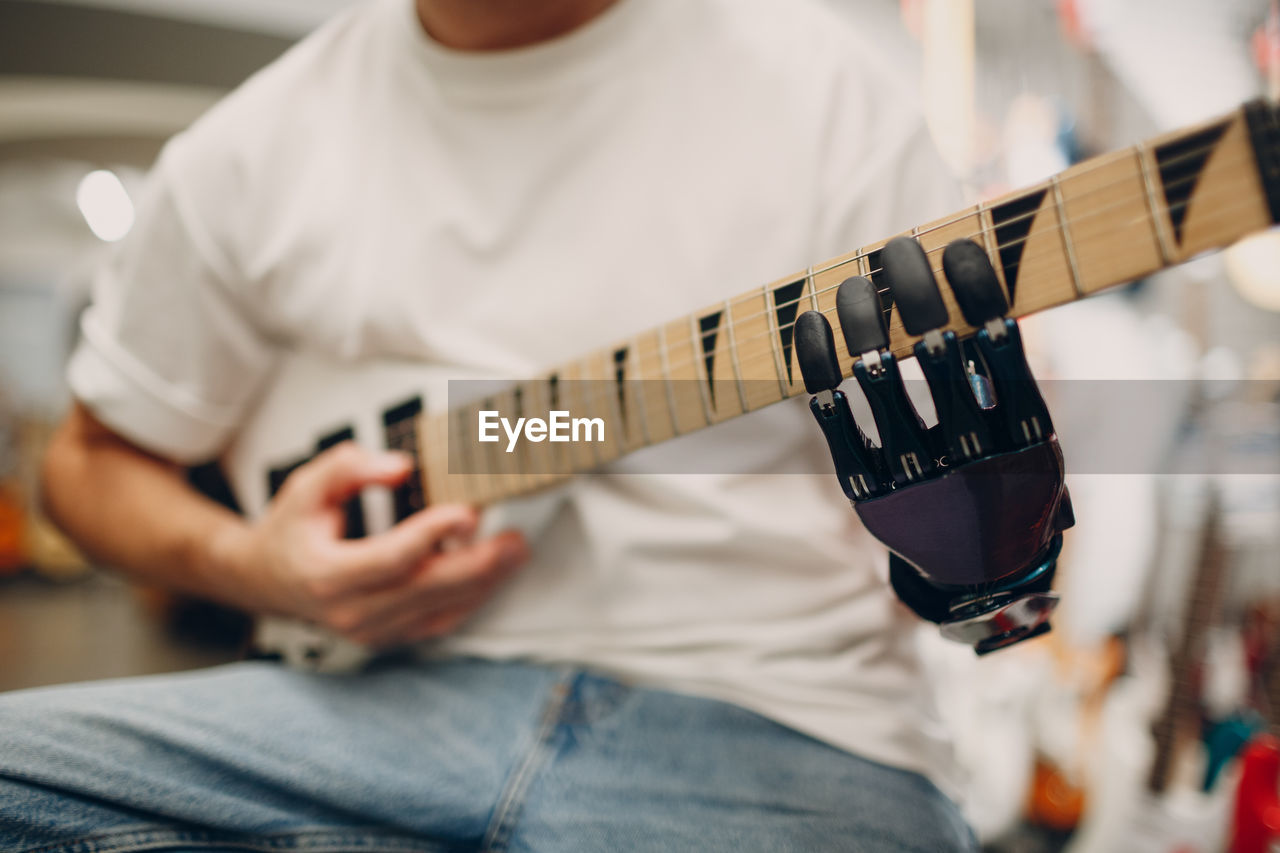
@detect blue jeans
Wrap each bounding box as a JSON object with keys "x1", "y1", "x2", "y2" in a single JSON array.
[{"x1": 0, "y1": 658, "x2": 975, "y2": 852}]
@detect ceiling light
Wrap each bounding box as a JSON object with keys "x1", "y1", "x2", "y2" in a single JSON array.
[{"x1": 76, "y1": 169, "x2": 134, "y2": 242}]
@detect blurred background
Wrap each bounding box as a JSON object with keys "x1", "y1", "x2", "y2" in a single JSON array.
[{"x1": 1, "y1": 0, "x2": 1278, "y2": 850}]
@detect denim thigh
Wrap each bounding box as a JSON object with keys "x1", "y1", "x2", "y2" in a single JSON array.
[
  {"x1": 498, "y1": 672, "x2": 975, "y2": 853},
  {"x1": 0, "y1": 658, "x2": 974, "y2": 852},
  {"x1": 0, "y1": 658, "x2": 556, "y2": 851}
]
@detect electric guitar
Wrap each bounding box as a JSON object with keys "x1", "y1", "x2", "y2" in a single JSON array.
[{"x1": 239, "y1": 99, "x2": 1280, "y2": 669}]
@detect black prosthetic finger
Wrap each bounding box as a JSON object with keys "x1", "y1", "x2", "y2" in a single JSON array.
[
  {"x1": 834, "y1": 277, "x2": 933, "y2": 486},
  {"x1": 880, "y1": 237, "x2": 993, "y2": 464},
  {"x1": 795, "y1": 310, "x2": 843, "y2": 394},
  {"x1": 795, "y1": 311, "x2": 885, "y2": 502},
  {"x1": 942, "y1": 238, "x2": 1007, "y2": 326},
  {"x1": 881, "y1": 237, "x2": 947, "y2": 335},
  {"x1": 938, "y1": 238, "x2": 1055, "y2": 447},
  {"x1": 835, "y1": 275, "x2": 888, "y2": 354}
]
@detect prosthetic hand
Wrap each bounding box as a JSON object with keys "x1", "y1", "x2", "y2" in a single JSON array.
[{"x1": 796, "y1": 237, "x2": 1073, "y2": 654}]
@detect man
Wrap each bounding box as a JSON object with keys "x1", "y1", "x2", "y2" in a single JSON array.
[{"x1": 1, "y1": 0, "x2": 976, "y2": 849}]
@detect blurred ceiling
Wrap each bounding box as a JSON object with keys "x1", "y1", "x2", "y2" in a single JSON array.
[
  {"x1": 0, "y1": 1, "x2": 310, "y2": 165},
  {"x1": 0, "y1": 0, "x2": 1267, "y2": 284},
  {"x1": 30, "y1": 0, "x2": 361, "y2": 38},
  {"x1": 0, "y1": 0, "x2": 354, "y2": 282}
]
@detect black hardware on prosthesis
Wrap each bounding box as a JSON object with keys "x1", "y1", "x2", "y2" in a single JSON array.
[{"x1": 796, "y1": 236, "x2": 1074, "y2": 655}]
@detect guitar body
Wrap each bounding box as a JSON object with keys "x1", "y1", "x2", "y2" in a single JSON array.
[{"x1": 226, "y1": 352, "x2": 565, "y2": 668}]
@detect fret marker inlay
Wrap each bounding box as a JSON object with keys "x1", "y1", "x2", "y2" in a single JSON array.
[
  {"x1": 771, "y1": 279, "x2": 807, "y2": 383},
  {"x1": 990, "y1": 188, "x2": 1048, "y2": 306},
  {"x1": 698, "y1": 312, "x2": 722, "y2": 407},
  {"x1": 613, "y1": 347, "x2": 629, "y2": 437},
  {"x1": 1155, "y1": 120, "x2": 1230, "y2": 245}
]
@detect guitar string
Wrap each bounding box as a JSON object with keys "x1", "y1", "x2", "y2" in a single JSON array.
[
  {"x1": 424, "y1": 151, "x2": 1263, "y2": 482},
  {"x1": 530, "y1": 150, "x2": 1255, "y2": 364},
  {"x1": 821, "y1": 135, "x2": 1255, "y2": 279},
  {"x1": 484, "y1": 168, "x2": 1258, "y2": 422},
  {"x1": 440, "y1": 137, "x2": 1251, "y2": 399},
  {"x1": 435, "y1": 175, "x2": 1254, "y2": 422},
  {"x1": 616, "y1": 175, "x2": 1262, "y2": 376},
  {"x1": 435, "y1": 135, "x2": 1265, "y2": 489},
  {"x1": 435, "y1": 179, "x2": 1264, "y2": 479},
  {"x1": 721, "y1": 151, "x2": 1257, "y2": 329},
  {"x1": 456, "y1": 133, "x2": 1259, "y2": 394}
]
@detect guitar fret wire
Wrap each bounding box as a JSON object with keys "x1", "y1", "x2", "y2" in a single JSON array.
[
  {"x1": 633, "y1": 339, "x2": 670, "y2": 444},
  {"x1": 689, "y1": 314, "x2": 716, "y2": 425},
  {"x1": 764, "y1": 280, "x2": 789, "y2": 398},
  {"x1": 629, "y1": 338, "x2": 653, "y2": 448},
  {"x1": 473, "y1": 399, "x2": 491, "y2": 494},
  {"x1": 976, "y1": 200, "x2": 1003, "y2": 301},
  {"x1": 501, "y1": 389, "x2": 523, "y2": 488},
  {"x1": 724, "y1": 297, "x2": 749, "y2": 413},
  {"x1": 1050, "y1": 174, "x2": 1084, "y2": 298},
  {"x1": 455, "y1": 405, "x2": 478, "y2": 495},
  {"x1": 655, "y1": 324, "x2": 682, "y2": 437},
  {"x1": 1136, "y1": 142, "x2": 1177, "y2": 264}
]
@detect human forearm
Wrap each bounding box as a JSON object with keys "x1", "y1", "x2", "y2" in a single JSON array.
[{"x1": 40, "y1": 402, "x2": 273, "y2": 612}]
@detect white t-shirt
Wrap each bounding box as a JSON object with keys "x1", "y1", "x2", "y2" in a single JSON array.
[{"x1": 69, "y1": 0, "x2": 961, "y2": 785}]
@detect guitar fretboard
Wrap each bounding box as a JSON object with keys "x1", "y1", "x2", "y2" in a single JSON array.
[{"x1": 418, "y1": 100, "x2": 1279, "y2": 507}]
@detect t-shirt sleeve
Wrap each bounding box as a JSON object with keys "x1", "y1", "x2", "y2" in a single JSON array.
[{"x1": 67, "y1": 146, "x2": 278, "y2": 464}]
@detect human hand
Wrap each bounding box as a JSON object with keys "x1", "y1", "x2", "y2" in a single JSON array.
[{"x1": 220, "y1": 442, "x2": 528, "y2": 648}]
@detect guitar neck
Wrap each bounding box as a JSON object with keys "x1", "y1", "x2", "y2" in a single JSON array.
[
  {"x1": 1146, "y1": 492, "x2": 1230, "y2": 794},
  {"x1": 417, "y1": 99, "x2": 1280, "y2": 507}
]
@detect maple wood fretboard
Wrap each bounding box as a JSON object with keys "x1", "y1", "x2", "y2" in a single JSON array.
[{"x1": 416, "y1": 100, "x2": 1280, "y2": 507}]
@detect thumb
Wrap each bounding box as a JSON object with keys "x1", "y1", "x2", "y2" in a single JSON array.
[{"x1": 299, "y1": 442, "x2": 414, "y2": 508}]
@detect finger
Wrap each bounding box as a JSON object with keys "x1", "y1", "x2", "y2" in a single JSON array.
[
  {"x1": 320, "y1": 504, "x2": 481, "y2": 595},
  {"x1": 293, "y1": 442, "x2": 414, "y2": 508},
  {"x1": 360, "y1": 593, "x2": 492, "y2": 648},
  {"x1": 402, "y1": 606, "x2": 481, "y2": 643},
  {"x1": 401, "y1": 531, "x2": 528, "y2": 593},
  {"x1": 337, "y1": 531, "x2": 526, "y2": 628}
]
